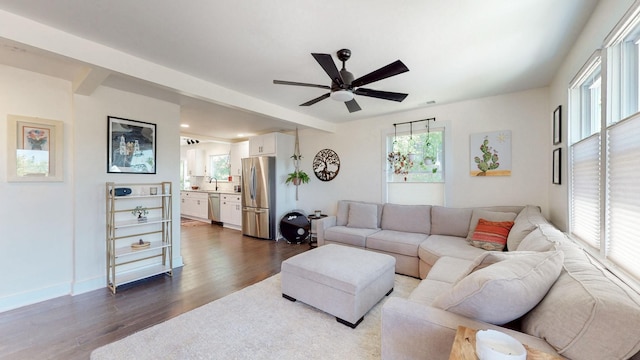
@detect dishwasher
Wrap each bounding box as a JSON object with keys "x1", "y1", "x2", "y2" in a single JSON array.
[{"x1": 208, "y1": 192, "x2": 221, "y2": 222}]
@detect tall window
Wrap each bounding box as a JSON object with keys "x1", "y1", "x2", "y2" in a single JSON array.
[
  {"x1": 569, "y1": 54, "x2": 602, "y2": 250},
  {"x1": 386, "y1": 126, "x2": 444, "y2": 183},
  {"x1": 570, "y1": 4, "x2": 640, "y2": 283}
]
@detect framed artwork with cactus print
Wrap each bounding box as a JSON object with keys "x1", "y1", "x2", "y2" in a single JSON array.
[
  {"x1": 6, "y1": 114, "x2": 64, "y2": 182},
  {"x1": 469, "y1": 130, "x2": 512, "y2": 176}
]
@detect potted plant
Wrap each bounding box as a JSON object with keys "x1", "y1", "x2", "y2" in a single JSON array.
[
  {"x1": 285, "y1": 170, "x2": 310, "y2": 186},
  {"x1": 132, "y1": 206, "x2": 149, "y2": 222}
]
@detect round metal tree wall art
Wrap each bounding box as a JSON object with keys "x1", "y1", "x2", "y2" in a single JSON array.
[{"x1": 313, "y1": 149, "x2": 340, "y2": 181}]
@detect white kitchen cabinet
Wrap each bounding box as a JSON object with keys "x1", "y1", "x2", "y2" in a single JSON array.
[
  {"x1": 249, "y1": 133, "x2": 283, "y2": 156},
  {"x1": 186, "y1": 148, "x2": 206, "y2": 177},
  {"x1": 230, "y1": 141, "x2": 249, "y2": 176},
  {"x1": 106, "y1": 182, "x2": 173, "y2": 294},
  {"x1": 220, "y1": 193, "x2": 242, "y2": 228},
  {"x1": 180, "y1": 191, "x2": 209, "y2": 220}
]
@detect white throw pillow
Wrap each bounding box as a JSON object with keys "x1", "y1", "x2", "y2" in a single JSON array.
[
  {"x1": 346, "y1": 203, "x2": 378, "y2": 229},
  {"x1": 432, "y1": 250, "x2": 564, "y2": 325}
]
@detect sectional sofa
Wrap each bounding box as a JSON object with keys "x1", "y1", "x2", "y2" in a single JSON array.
[{"x1": 315, "y1": 200, "x2": 640, "y2": 360}]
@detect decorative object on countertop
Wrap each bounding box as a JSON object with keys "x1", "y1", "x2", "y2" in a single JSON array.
[
  {"x1": 108, "y1": 116, "x2": 156, "y2": 174},
  {"x1": 312, "y1": 148, "x2": 340, "y2": 181},
  {"x1": 286, "y1": 128, "x2": 310, "y2": 200},
  {"x1": 132, "y1": 205, "x2": 149, "y2": 222},
  {"x1": 191, "y1": 186, "x2": 200, "y2": 190}
]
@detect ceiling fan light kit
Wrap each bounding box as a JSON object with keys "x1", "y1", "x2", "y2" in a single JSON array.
[
  {"x1": 273, "y1": 48, "x2": 409, "y2": 113},
  {"x1": 330, "y1": 89, "x2": 354, "y2": 102}
]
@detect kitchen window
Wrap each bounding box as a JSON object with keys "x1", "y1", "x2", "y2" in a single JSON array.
[{"x1": 209, "y1": 154, "x2": 230, "y2": 181}]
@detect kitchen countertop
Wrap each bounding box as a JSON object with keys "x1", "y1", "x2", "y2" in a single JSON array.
[{"x1": 181, "y1": 189, "x2": 241, "y2": 195}]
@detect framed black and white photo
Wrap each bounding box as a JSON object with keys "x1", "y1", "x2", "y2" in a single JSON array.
[
  {"x1": 553, "y1": 105, "x2": 562, "y2": 145},
  {"x1": 552, "y1": 148, "x2": 561, "y2": 185},
  {"x1": 108, "y1": 116, "x2": 156, "y2": 174}
]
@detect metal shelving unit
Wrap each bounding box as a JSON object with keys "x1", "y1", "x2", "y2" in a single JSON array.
[{"x1": 106, "y1": 182, "x2": 173, "y2": 294}]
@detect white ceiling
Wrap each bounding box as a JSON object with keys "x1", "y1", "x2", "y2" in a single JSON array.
[{"x1": 0, "y1": 0, "x2": 599, "y2": 142}]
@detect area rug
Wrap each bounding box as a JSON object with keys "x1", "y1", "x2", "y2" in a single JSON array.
[{"x1": 90, "y1": 273, "x2": 420, "y2": 360}]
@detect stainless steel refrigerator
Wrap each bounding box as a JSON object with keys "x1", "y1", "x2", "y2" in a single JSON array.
[{"x1": 242, "y1": 156, "x2": 276, "y2": 239}]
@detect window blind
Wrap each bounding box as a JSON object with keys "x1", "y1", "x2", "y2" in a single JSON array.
[
  {"x1": 571, "y1": 134, "x2": 601, "y2": 249},
  {"x1": 607, "y1": 114, "x2": 640, "y2": 278}
]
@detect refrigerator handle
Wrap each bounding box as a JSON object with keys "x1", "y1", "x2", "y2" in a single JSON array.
[{"x1": 250, "y1": 165, "x2": 256, "y2": 200}]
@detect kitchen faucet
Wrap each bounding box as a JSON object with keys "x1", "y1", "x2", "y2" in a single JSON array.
[{"x1": 209, "y1": 176, "x2": 218, "y2": 191}]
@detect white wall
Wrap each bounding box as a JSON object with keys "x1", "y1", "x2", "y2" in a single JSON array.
[
  {"x1": 295, "y1": 87, "x2": 550, "y2": 218},
  {"x1": 73, "y1": 86, "x2": 182, "y2": 294},
  {"x1": 0, "y1": 65, "x2": 183, "y2": 312},
  {"x1": 547, "y1": 0, "x2": 634, "y2": 230},
  {"x1": 0, "y1": 65, "x2": 74, "y2": 311}
]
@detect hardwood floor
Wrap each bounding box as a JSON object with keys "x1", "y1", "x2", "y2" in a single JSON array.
[{"x1": 0, "y1": 222, "x2": 310, "y2": 360}]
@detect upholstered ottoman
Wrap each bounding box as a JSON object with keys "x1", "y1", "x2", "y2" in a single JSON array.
[{"x1": 281, "y1": 244, "x2": 396, "y2": 328}]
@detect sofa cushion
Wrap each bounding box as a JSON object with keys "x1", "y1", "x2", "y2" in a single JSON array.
[
  {"x1": 425, "y1": 256, "x2": 477, "y2": 285},
  {"x1": 346, "y1": 202, "x2": 379, "y2": 229},
  {"x1": 522, "y1": 242, "x2": 640, "y2": 360},
  {"x1": 407, "y1": 278, "x2": 453, "y2": 305},
  {"x1": 466, "y1": 209, "x2": 517, "y2": 239},
  {"x1": 418, "y1": 235, "x2": 487, "y2": 268},
  {"x1": 507, "y1": 205, "x2": 546, "y2": 251},
  {"x1": 366, "y1": 230, "x2": 428, "y2": 257},
  {"x1": 324, "y1": 226, "x2": 380, "y2": 248},
  {"x1": 468, "y1": 219, "x2": 515, "y2": 251},
  {"x1": 432, "y1": 250, "x2": 564, "y2": 325},
  {"x1": 430, "y1": 206, "x2": 472, "y2": 237},
  {"x1": 516, "y1": 224, "x2": 565, "y2": 252},
  {"x1": 336, "y1": 200, "x2": 383, "y2": 227},
  {"x1": 381, "y1": 203, "x2": 431, "y2": 234}
]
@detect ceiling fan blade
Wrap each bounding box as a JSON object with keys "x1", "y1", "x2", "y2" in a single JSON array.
[
  {"x1": 345, "y1": 99, "x2": 362, "y2": 113},
  {"x1": 354, "y1": 88, "x2": 408, "y2": 102},
  {"x1": 311, "y1": 53, "x2": 344, "y2": 86},
  {"x1": 300, "y1": 93, "x2": 330, "y2": 106},
  {"x1": 351, "y1": 60, "x2": 409, "y2": 88},
  {"x1": 273, "y1": 80, "x2": 331, "y2": 89}
]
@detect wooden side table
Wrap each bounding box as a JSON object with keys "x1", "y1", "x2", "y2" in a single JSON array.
[
  {"x1": 307, "y1": 214, "x2": 327, "y2": 248},
  {"x1": 449, "y1": 326, "x2": 562, "y2": 360}
]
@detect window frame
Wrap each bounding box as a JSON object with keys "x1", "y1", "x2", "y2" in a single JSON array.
[
  {"x1": 208, "y1": 154, "x2": 231, "y2": 181},
  {"x1": 385, "y1": 126, "x2": 445, "y2": 183},
  {"x1": 568, "y1": 2, "x2": 640, "y2": 290}
]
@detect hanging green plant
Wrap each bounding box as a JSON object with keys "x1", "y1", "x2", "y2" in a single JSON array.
[{"x1": 285, "y1": 170, "x2": 310, "y2": 185}]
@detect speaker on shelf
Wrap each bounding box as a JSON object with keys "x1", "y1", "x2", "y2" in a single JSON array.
[{"x1": 111, "y1": 187, "x2": 132, "y2": 196}]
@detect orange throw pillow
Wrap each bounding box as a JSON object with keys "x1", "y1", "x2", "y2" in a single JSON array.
[{"x1": 469, "y1": 218, "x2": 515, "y2": 251}]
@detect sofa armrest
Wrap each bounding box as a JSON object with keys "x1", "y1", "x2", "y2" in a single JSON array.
[
  {"x1": 381, "y1": 297, "x2": 562, "y2": 360},
  {"x1": 316, "y1": 216, "x2": 336, "y2": 246}
]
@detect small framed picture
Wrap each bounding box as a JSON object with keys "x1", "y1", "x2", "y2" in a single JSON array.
[
  {"x1": 553, "y1": 105, "x2": 562, "y2": 145},
  {"x1": 7, "y1": 115, "x2": 64, "y2": 182},
  {"x1": 552, "y1": 148, "x2": 561, "y2": 185}
]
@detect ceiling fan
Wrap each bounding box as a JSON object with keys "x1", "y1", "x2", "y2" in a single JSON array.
[{"x1": 273, "y1": 48, "x2": 409, "y2": 113}]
